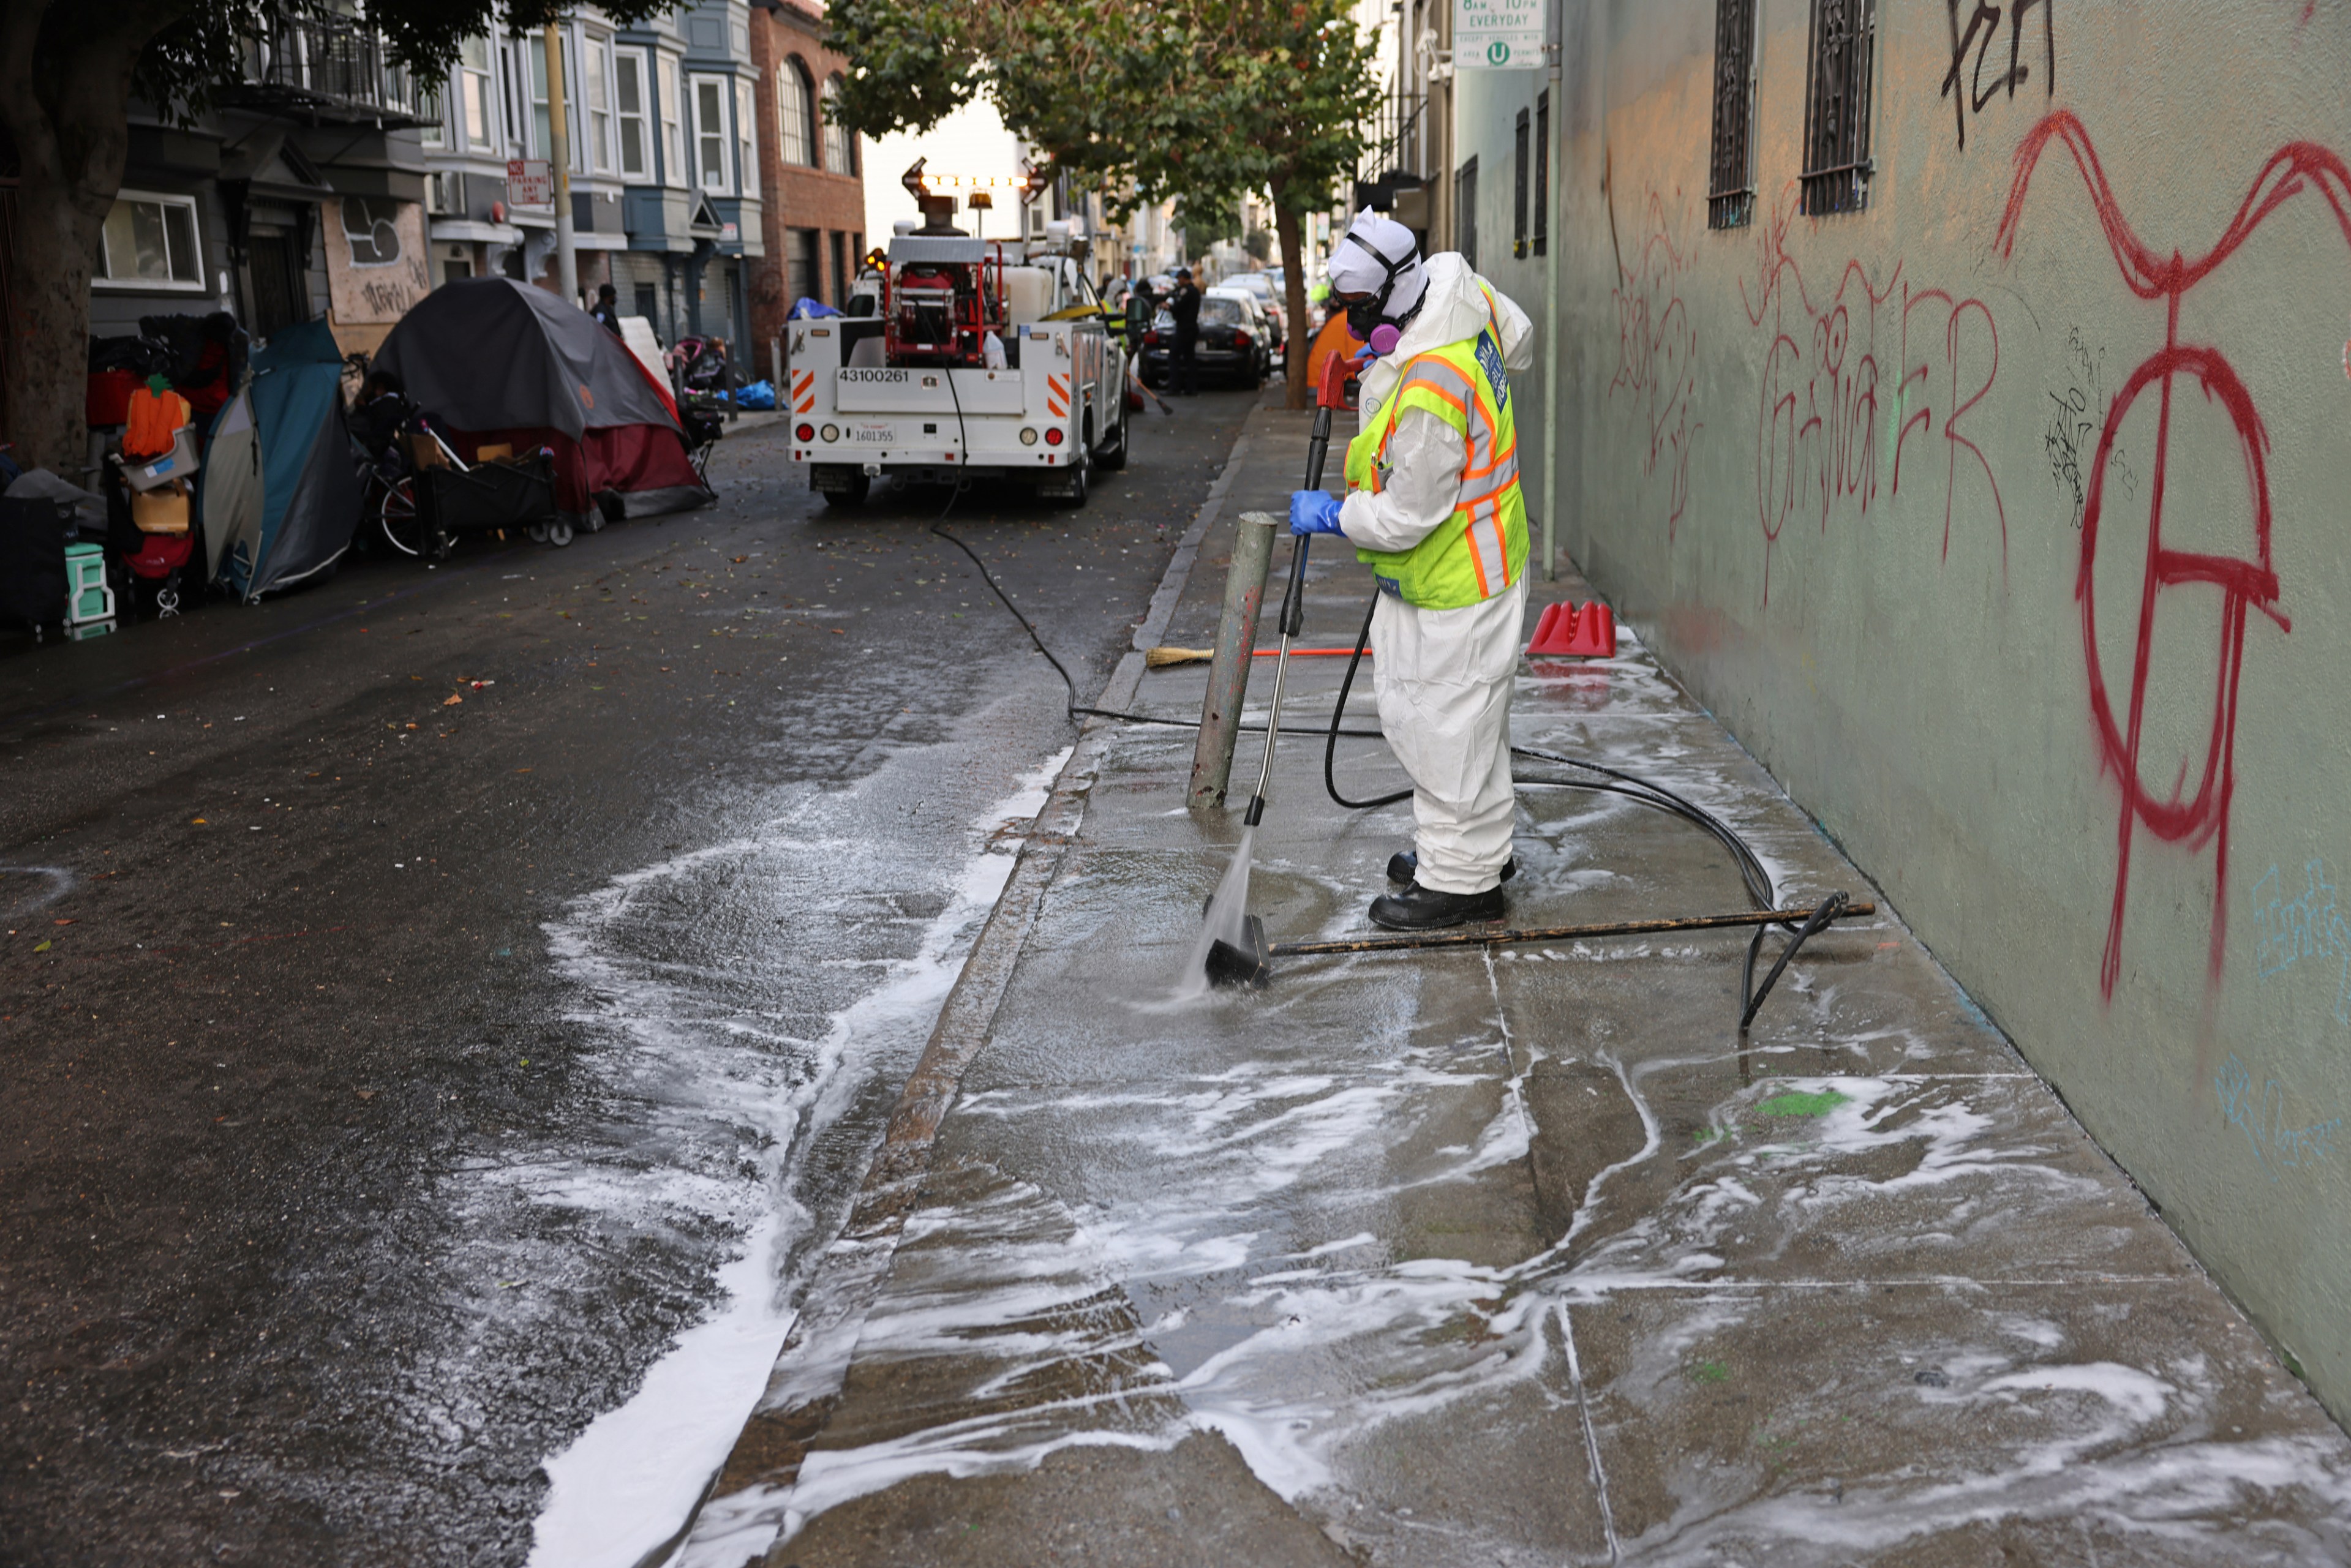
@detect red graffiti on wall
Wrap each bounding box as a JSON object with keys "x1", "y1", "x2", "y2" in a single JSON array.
[
  {"x1": 1742, "y1": 192, "x2": 2006, "y2": 604},
  {"x1": 1996, "y1": 111, "x2": 2351, "y2": 999},
  {"x1": 1608, "y1": 196, "x2": 1702, "y2": 539}
]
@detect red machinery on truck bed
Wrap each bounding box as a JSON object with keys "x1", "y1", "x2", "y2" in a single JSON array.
[{"x1": 884, "y1": 240, "x2": 1008, "y2": 367}]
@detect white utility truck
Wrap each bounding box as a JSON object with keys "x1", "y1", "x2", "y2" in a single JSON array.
[{"x1": 783, "y1": 234, "x2": 1129, "y2": 508}]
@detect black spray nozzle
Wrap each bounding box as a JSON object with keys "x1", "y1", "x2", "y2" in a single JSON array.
[{"x1": 1204, "y1": 913, "x2": 1271, "y2": 989}]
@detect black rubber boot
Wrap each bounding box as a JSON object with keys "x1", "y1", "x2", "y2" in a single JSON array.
[
  {"x1": 1368, "y1": 882, "x2": 1507, "y2": 931},
  {"x1": 1386, "y1": 850, "x2": 1515, "y2": 886}
]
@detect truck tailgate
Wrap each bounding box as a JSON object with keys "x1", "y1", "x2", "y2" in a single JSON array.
[{"x1": 833, "y1": 368, "x2": 1026, "y2": 415}]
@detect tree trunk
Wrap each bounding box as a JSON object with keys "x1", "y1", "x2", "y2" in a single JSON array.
[
  {"x1": 1, "y1": 9, "x2": 174, "y2": 473},
  {"x1": 1270, "y1": 186, "x2": 1312, "y2": 411}
]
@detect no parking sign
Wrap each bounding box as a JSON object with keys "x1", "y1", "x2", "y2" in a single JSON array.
[{"x1": 1454, "y1": 0, "x2": 1546, "y2": 69}]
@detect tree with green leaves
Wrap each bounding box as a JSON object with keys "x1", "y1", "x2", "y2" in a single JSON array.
[
  {"x1": 0, "y1": 0, "x2": 669, "y2": 472},
  {"x1": 828, "y1": 0, "x2": 1379, "y2": 407}
]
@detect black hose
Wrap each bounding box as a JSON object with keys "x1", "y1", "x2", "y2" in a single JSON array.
[
  {"x1": 1324, "y1": 592, "x2": 1414, "y2": 811},
  {"x1": 1740, "y1": 891, "x2": 1849, "y2": 1030},
  {"x1": 1314, "y1": 591, "x2": 1780, "y2": 918}
]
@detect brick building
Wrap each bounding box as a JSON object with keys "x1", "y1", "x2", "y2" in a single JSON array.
[{"x1": 746, "y1": 0, "x2": 867, "y2": 359}]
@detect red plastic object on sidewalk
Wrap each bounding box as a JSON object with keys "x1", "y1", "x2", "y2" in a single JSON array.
[{"x1": 1525, "y1": 600, "x2": 1617, "y2": 658}]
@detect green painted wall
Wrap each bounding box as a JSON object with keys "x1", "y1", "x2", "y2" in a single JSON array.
[{"x1": 1461, "y1": 1, "x2": 2351, "y2": 1419}]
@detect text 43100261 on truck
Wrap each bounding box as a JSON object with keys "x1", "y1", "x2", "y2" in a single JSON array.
[{"x1": 786, "y1": 235, "x2": 1129, "y2": 508}]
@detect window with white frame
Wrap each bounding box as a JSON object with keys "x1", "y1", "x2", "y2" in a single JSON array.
[
  {"x1": 500, "y1": 39, "x2": 527, "y2": 150},
  {"x1": 735, "y1": 77, "x2": 758, "y2": 200},
  {"x1": 615, "y1": 48, "x2": 649, "y2": 179},
  {"x1": 660, "y1": 57, "x2": 686, "y2": 188},
  {"x1": 419, "y1": 78, "x2": 446, "y2": 147},
  {"x1": 777, "y1": 58, "x2": 813, "y2": 167},
  {"x1": 692, "y1": 75, "x2": 729, "y2": 193},
  {"x1": 529, "y1": 45, "x2": 552, "y2": 164},
  {"x1": 584, "y1": 37, "x2": 614, "y2": 173},
  {"x1": 461, "y1": 37, "x2": 494, "y2": 149},
  {"x1": 822, "y1": 74, "x2": 854, "y2": 176},
  {"x1": 96, "y1": 190, "x2": 205, "y2": 289}
]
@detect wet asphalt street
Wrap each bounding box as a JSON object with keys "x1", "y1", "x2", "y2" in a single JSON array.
[{"x1": 0, "y1": 388, "x2": 1255, "y2": 1567}]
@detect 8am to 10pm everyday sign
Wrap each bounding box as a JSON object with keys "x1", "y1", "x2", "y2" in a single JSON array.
[{"x1": 1454, "y1": 0, "x2": 1545, "y2": 68}]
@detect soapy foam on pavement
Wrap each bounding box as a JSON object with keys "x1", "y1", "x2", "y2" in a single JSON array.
[{"x1": 521, "y1": 748, "x2": 1069, "y2": 1568}]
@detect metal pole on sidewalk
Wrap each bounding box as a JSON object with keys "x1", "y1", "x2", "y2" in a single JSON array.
[
  {"x1": 1188, "y1": 511, "x2": 1279, "y2": 808},
  {"x1": 543, "y1": 23, "x2": 579, "y2": 306},
  {"x1": 1541, "y1": 29, "x2": 1563, "y2": 581}
]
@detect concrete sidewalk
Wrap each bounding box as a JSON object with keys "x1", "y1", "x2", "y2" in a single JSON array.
[{"x1": 682, "y1": 401, "x2": 2351, "y2": 1567}]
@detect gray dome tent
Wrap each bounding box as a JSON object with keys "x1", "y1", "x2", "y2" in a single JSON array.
[{"x1": 371, "y1": 279, "x2": 707, "y2": 524}]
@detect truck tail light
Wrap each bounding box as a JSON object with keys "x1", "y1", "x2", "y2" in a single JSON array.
[
  {"x1": 796, "y1": 422, "x2": 816, "y2": 441},
  {"x1": 1044, "y1": 427, "x2": 1065, "y2": 446},
  {"x1": 1019, "y1": 427, "x2": 1039, "y2": 446},
  {"x1": 820, "y1": 424, "x2": 839, "y2": 442}
]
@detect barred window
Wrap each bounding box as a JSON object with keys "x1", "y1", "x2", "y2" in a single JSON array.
[
  {"x1": 1513, "y1": 107, "x2": 1530, "y2": 258},
  {"x1": 1800, "y1": 0, "x2": 1877, "y2": 216},
  {"x1": 1455, "y1": 156, "x2": 1478, "y2": 271},
  {"x1": 1534, "y1": 90, "x2": 1549, "y2": 256},
  {"x1": 1708, "y1": 0, "x2": 1758, "y2": 228}
]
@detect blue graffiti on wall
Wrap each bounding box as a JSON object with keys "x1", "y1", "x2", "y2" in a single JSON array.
[
  {"x1": 2251, "y1": 860, "x2": 2351, "y2": 1024},
  {"x1": 2216, "y1": 1054, "x2": 2341, "y2": 1180}
]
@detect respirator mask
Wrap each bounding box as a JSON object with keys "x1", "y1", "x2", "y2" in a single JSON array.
[{"x1": 1336, "y1": 231, "x2": 1422, "y2": 357}]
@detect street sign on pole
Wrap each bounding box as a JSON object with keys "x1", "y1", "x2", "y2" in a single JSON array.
[
  {"x1": 506, "y1": 159, "x2": 554, "y2": 207},
  {"x1": 1454, "y1": 0, "x2": 1545, "y2": 69}
]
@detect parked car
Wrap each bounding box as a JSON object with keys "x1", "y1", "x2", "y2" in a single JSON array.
[
  {"x1": 1217, "y1": 271, "x2": 1287, "y2": 350},
  {"x1": 1138, "y1": 291, "x2": 1274, "y2": 389}
]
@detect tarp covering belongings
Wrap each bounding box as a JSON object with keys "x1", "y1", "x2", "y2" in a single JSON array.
[
  {"x1": 372, "y1": 278, "x2": 710, "y2": 525},
  {"x1": 214, "y1": 318, "x2": 359, "y2": 601}
]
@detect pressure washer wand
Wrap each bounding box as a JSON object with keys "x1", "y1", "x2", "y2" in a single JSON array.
[{"x1": 1241, "y1": 355, "x2": 1353, "y2": 829}]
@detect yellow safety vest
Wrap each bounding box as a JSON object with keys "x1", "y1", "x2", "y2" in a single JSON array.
[{"x1": 1341, "y1": 313, "x2": 1527, "y2": 610}]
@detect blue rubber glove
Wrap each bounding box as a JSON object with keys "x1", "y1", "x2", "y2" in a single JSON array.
[{"x1": 1289, "y1": 490, "x2": 1344, "y2": 537}]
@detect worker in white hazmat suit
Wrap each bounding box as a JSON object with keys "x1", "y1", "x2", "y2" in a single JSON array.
[{"x1": 1289, "y1": 211, "x2": 1535, "y2": 929}]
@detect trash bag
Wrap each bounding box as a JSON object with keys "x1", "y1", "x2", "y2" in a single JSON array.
[
  {"x1": 735, "y1": 379, "x2": 777, "y2": 410},
  {"x1": 138, "y1": 312, "x2": 247, "y2": 422},
  {"x1": 788, "y1": 297, "x2": 843, "y2": 320},
  {"x1": 5, "y1": 468, "x2": 108, "y2": 537}
]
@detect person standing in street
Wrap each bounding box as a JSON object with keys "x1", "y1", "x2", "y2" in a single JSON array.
[
  {"x1": 590, "y1": 282, "x2": 624, "y2": 336},
  {"x1": 1287, "y1": 211, "x2": 1535, "y2": 930},
  {"x1": 1168, "y1": 268, "x2": 1202, "y2": 396}
]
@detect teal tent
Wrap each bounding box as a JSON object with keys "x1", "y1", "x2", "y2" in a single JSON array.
[{"x1": 219, "y1": 318, "x2": 359, "y2": 600}]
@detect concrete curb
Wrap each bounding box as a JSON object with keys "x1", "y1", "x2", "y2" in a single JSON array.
[{"x1": 670, "y1": 419, "x2": 1255, "y2": 1565}]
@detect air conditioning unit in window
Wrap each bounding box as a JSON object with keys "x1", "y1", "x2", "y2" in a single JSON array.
[{"x1": 426, "y1": 171, "x2": 461, "y2": 216}]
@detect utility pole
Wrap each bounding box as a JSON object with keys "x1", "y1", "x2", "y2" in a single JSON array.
[
  {"x1": 543, "y1": 23, "x2": 578, "y2": 306},
  {"x1": 1541, "y1": 24, "x2": 1563, "y2": 580}
]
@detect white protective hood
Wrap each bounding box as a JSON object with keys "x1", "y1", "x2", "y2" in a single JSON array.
[{"x1": 1355, "y1": 252, "x2": 1535, "y2": 432}]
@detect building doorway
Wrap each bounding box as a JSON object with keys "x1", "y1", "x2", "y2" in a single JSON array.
[{"x1": 248, "y1": 227, "x2": 310, "y2": 337}]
